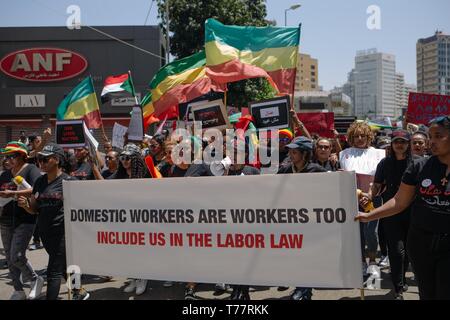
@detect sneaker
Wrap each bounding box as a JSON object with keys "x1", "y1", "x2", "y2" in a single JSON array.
[
  {"x1": 393, "y1": 292, "x2": 404, "y2": 300},
  {"x1": 291, "y1": 288, "x2": 312, "y2": 301},
  {"x1": 28, "y1": 276, "x2": 44, "y2": 300},
  {"x1": 123, "y1": 279, "x2": 137, "y2": 293},
  {"x1": 185, "y1": 287, "x2": 197, "y2": 300},
  {"x1": 367, "y1": 262, "x2": 381, "y2": 279},
  {"x1": 135, "y1": 279, "x2": 148, "y2": 296},
  {"x1": 10, "y1": 290, "x2": 27, "y2": 300},
  {"x1": 214, "y1": 283, "x2": 228, "y2": 294},
  {"x1": 402, "y1": 283, "x2": 409, "y2": 293},
  {"x1": 29, "y1": 242, "x2": 43, "y2": 251},
  {"x1": 72, "y1": 288, "x2": 90, "y2": 300},
  {"x1": 378, "y1": 256, "x2": 390, "y2": 268},
  {"x1": 163, "y1": 281, "x2": 174, "y2": 288}
]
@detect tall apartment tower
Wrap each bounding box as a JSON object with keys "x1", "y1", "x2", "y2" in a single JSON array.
[
  {"x1": 295, "y1": 53, "x2": 319, "y2": 92},
  {"x1": 417, "y1": 31, "x2": 450, "y2": 95}
]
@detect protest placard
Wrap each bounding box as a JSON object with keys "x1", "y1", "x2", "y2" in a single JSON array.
[
  {"x1": 128, "y1": 105, "x2": 144, "y2": 142},
  {"x1": 297, "y1": 112, "x2": 335, "y2": 138},
  {"x1": 250, "y1": 96, "x2": 290, "y2": 130},
  {"x1": 191, "y1": 99, "x2": 231, "y2": 130},
  {"x1": 112, "y1": 123, "x2": 128, "y2": 149},
  {"x1": 64, "y1": 172, "x2": 362, "y2": 288},
  {"x1": 406, "y1": 92, "x2": 450, "y2": 125},
  {"x1": 55, "y1": 120, "x2": 86, "y2": 148}
]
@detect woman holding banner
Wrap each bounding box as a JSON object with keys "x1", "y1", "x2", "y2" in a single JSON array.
[
  {"x1": 16, "y1": 143, "x2": 90, "y2": 300},
  {"x1": 356, "y1": 116, "x2": 450, "y2": 300}
]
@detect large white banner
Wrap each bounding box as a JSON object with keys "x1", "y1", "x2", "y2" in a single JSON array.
[{"x1": 64, "y1": 172, "x2": 363, "y2": 288}]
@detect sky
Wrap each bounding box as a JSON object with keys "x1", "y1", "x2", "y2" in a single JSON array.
[{"x1": 1, "y1": 0, "x2": 449, "y2": 90}]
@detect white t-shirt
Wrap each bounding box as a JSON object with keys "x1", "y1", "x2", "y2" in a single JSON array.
[{"x1": 339, "y1": 147, "x2": 385, "y2": 176}]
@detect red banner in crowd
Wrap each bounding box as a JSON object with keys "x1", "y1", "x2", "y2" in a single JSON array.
[
  {"x1": 297, "y1": 112, "x2": 335, "y2": 138},
  {"x1": 406, "y1": 92, "x2": 450, "y2": 125}
]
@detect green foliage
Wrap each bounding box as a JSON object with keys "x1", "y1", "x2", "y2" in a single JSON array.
[{"x1": 157, "y1": 0, "x2": 276, "y2": 107}]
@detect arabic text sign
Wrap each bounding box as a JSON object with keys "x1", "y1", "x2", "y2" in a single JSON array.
[
  {"x1": 55, "y1": 120, "x2": 86, "y2": 148},
  {"x1": 406, "y1": 92, "x2": 450, "y2": 125},
  {"x1": 297, "y1": 112, "x2": 335, "y2": 138},
  {"x1": 64, "y1": 172, "x2": 363, "y2": 288},
  {"x1": 250, "y1": 96, "x2": 290, "y2": 130}
]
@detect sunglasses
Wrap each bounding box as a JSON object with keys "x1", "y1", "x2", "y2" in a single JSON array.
[
  {"x1": 37, "y1": 156, "x2": 53, "y2": 164},
  {"x1": 4, "y1": 154, "x2": 20, "y2": 160},
  {"x1": 279, "y1": 138, "x2": 291, "y2": 143},
  {"x1": 429, "y1": 115, "x2": 450, "y2": 125},
  {"x1": 119, "y1": 155, "x2": 131, "y2": 162},
  {"x1": 412, "y1": 141, "x2": 425, "y2": 146}
]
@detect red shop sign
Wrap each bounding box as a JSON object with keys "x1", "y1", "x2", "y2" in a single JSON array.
[{"x1": 0, "y1": 47, "x2": 88, "y2": 82}]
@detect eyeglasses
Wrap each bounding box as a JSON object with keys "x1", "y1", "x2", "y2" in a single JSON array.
[
  {"x1": 37, "y1": 156, "x2": 52, "y2": 164},
  {"x1": 279, "y1": 138, "x2": 291, "y2": 143},
  {"x1": 429, "y1": 115, "x2": 450, "y2": 125},
  {"x1": 119, "y1": 155, "x2": 131, "y2": 162},
  {"x1": 317, "y1": 145, "x2": 331, "y2": 150}
]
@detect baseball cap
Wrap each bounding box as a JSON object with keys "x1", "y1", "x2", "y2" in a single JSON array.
[
  {"x1": 377, "y1": 137, "x2": 391, "y2": 149},
  {"x1": 285, "y1": 136, "x2": 313, "y2": 151},
  {"x1": 391, "y1": 129, "x2": 410, "y2": 142},
  {"x1": 38, "y1": 143, "x2": 65, "y2": 157},
  {"x1": 121, "y1": 143, "x2": 141, "y2": 156}
]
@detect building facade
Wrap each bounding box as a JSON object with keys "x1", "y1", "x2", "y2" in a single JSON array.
[
  {"x1": 351, "y1": 49, "x2": 398, "y2": 118},
  {"x1": 294, "y1": 53, "x2": 319, "y2": 92},
  {"x1": 0, "y1": 26, "x2": 164, "y2": 147},
  {"x1": 417, "y1": 31, "x2": 450, "y2": 95}
]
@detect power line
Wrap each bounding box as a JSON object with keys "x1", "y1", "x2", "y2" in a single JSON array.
[{"x1": 29, "y1": 0, "x2": 164, "y2": 60}]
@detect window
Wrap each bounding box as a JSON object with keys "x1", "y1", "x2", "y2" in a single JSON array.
[
  {"x1": 311, "y1": 72, "x2": 316, "y2": 76},
  {"x1": 311, "y1": 65, "x2": 316, "y2": 70}
]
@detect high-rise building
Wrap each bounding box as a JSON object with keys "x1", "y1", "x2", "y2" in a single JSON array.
[
  {"x1": 294, "y1": 53, "x2": 319, "y2": 92},
  {"x1": 351, "y1": 49, "x2": 397, "y2": 118},
  {"x1": 417, "y1": 31, "x2": 450, "y2": 95}
]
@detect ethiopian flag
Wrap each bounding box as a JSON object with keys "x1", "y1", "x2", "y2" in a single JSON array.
[
  {"x1": 56, "y1": 76, "x2": 102, "y2": 129},
  {"x1": 141, "y1": 91, "x2": 178, "y2": 131},
  {"x1": 205, "y1": 18, "x2": 300, "y2": 95},
  {"x1": 149, "y1": 50, "x2": 225, "y2": 114}
]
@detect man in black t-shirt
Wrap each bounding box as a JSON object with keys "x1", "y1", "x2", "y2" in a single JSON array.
[{"x1": 70, "y1": 147, "x2": 95, "y2": 180}]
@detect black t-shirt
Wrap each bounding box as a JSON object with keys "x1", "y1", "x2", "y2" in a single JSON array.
[
  {"x1": 162, "y1": 165, "x2": 189, "y2": 178},
  {"x1": 374, "y1": 157, "x2": 408, "y2": 202},
  {"x1": 402, "y1": 156, "x2": 450, "y2": 233},
  {"x1": 101, "y1": 169, "x2": 115, "y2": 179},
  {"x1": 227, "y1": 166, "x2": 260, "y2": 176},
  {"x1": 184, "y1": 163, "x2": 213, "y2": 177},
  {"x1": 70, "y1": 161, "x2": 94, "y2": 180},
  {"x1": 312, "y1": 159, "x2": 339, "y2": 172},
  {"x1": 0, "y1": 164, "x2": 42, "y2": 228},
  {"x1": 277, "y1": 162, "x2": 327, "y2": 174},
  {"x1": 33, "y1": 173, "x2": 74, "y2": 233}
]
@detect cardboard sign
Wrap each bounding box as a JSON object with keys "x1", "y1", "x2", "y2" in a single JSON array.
[
  {"x1": 56, "y1": 120, "x2": 86, "y2": 148},
  {"x1": 249, "y1": 96, "x2": 290, "y2": 130},
  {"x1": 112, "y1": 123, "x2": 128, "y2": 149},
  {"x1": 406, "y1": 92, "x2": 450, "y2": 125},
  {"x1": 191, "y1": 99, "x2": 231, "y2": 130},
  {"x1": 297, "y1": 112, "x2": 335, "y2": 138}
]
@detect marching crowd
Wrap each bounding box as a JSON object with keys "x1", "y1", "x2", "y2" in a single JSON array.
[{"x1": 0, "y1": 111, "x2": 449, "y2": 301}]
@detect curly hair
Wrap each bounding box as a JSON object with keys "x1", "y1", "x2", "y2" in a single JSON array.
[{"x1": 347, "y1": 122, "x2": 374, "y2": 148}]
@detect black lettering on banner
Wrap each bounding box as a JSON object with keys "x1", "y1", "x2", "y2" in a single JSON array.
[
  {"x1": 314, "y1": 208, "x2": 323, "y2": 223},
  {"x1": 335, "y1": 208, "x2": 346, "y2": 223},
  {"x1": 323, "y1": 208, "x2": 334, "y2": 223},
  {"x1": 298, "y1": 208, "x2": 309, "y2": 223}
]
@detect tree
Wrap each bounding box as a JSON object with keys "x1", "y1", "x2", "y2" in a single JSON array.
[{"x1": 157, "y1": 0, "x2": 276, "y2": 108}]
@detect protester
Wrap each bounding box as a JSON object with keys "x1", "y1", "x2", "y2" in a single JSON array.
[
  {"x1": 356, "y1": 116, "x2": 450, "y2": 300},
  {"x1": 312, "y1": 137, "x2": 339, "y2": 171},
  {"x1": 149, "y1": 134, "x2": 166, "y2": 166},
  {"x1": 70, "y1": 147, "x2": 95, "y2": 180},
  {"x1": 101, "y1": 151, "x2": 119, "y2": 179},
  {"x1": 0, "y1": 141, "x2": 44, "y2": 299},
  {"x1": 278, "y1": 129, "x2": 294, "y2": 165},
  {"x1": 411, "y1": 131, "x2": 429, "y2": 158},
  {"x1": 278, "y1": 136, "x2": 326, "y2": 300},
  {"x1": 341, "y1": 121, "x2": 384, "y2": 277},
  {"x1": 363, "y1": 130, "x2": 419, "y2": 299},
  {"x1": 16, "y1": 143, "x2": 90, "y2": 300}
]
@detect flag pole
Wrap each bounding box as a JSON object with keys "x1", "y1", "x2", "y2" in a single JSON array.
[
  {"x1": 289, "y1": 24, "x2": 301, "y2": 135},
  {"x1": 128, "y1": 70, "x2": 140, "y2": 106}
]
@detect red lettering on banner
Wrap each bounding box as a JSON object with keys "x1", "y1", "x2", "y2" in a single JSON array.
[
  {"x1": 270, "y1": 234, "x2": 303, "y2": 249},
  {"x1": 407, "y1": 92, "x2": 450, "y2": 125},
  {"x1": 216, "y1": 233, "x2": 265, "y2": 248},
  {"x1": 97, "y1": 231, "x2": 145, "y2": 246}
]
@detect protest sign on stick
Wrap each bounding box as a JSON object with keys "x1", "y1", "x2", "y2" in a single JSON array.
[{"x1": 406, "y1": 92, "x2": 450, "y2": 125}]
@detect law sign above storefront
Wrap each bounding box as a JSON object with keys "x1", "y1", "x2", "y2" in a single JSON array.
[{"x1": 0, "y1": 47, "x2": 88, "y2": 82}]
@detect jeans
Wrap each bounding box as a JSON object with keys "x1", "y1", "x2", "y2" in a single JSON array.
[
  {"x1": 361, "y1": 220, "x2": 379, "y2": 255},
  {"x1": 407, "y1": 225, "x2": 450, "y2": 300},
  {"x1": 0, "y1": 223, "x2": 38, "y2": 291},
  {"x1": 40, "y1": 227, "x2": 67, "y2": 300},
  {"x1": 383, "y1": 213, "x2": 410, "y2": 293}
]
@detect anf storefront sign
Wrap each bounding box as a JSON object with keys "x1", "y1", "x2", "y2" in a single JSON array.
[
  {"x1": 0, "y1": 47, "x2": 88, "y2": 82},
  {"x1": 64, "y1": 172, "x2": 363, "y2": 289}
]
